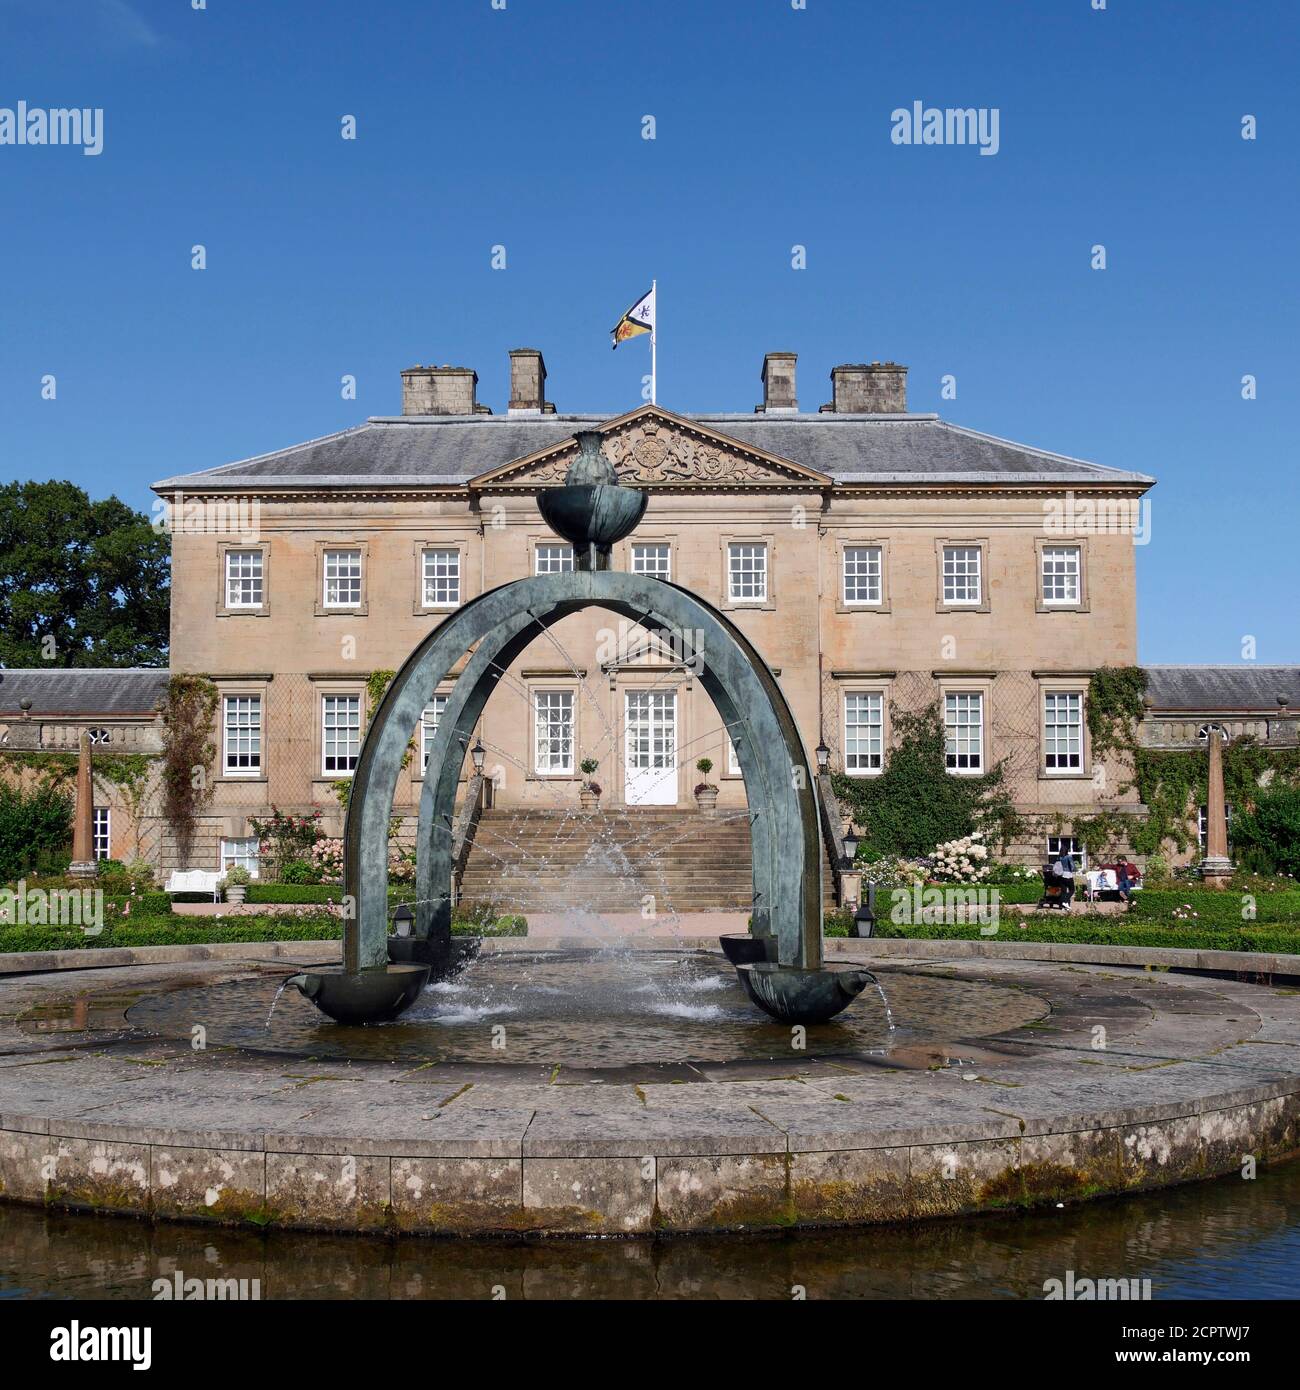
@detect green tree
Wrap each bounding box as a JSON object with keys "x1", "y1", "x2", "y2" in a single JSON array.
[
  {"x1": 1231, "y1": 786, "x2": 1300, "y2": 877},
  {"x1": 0, "y1": 481, "x2": 169, "y2": 667}
]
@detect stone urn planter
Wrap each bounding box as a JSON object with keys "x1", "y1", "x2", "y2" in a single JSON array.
[
  {"x1": 579, "y1": 759, "x2": 601, "y2": 811},
  {"x1": 694, "y1": 758, "x2": 718, "y2": 816},
  {"x1": 222, "y1": 867, "x2": 251, "y2": 905}
]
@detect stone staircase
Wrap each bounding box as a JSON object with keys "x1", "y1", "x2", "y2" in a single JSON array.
[{"x1": 458, "y1": 807, "x2": 839, "y2": 914}]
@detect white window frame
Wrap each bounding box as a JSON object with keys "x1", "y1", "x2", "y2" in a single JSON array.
[
  {"x1": 535, "y1": 544, "x2": 575, "y2": 575},
  {"x1": 843, "y1": 691, "x2": 884, "y2": 775},
  {"x1": 1043, "y1": 691, "x2": 1084, "y2": 773},
  {"x1": 533, "y1": 690, "x2": 575, "y2": 775},
  {"x1": 1197, "y1": 803, "x2": 1234, "y2": 851},
  {"x1": 224, "y1": 549, "x2": 264, "y2": 609},
  {"x1": 942, "y1": 546, "x2": 982, "y2": 606},
  {"x1": 631, "y1": 543, "x2": 671, "y2": 580},
  {"x1": 944, "y1": 692, "x2": 984, "y2": 773},
  {"x1": 222, "y1": 695, "x2": 262, "y2": 777},
  {"x1": 92, "y1": 806, "x2": 111, "y2": 861},
  {"x1": 421, "y1": 548, "x2": 461, "y2": 609},
  {"x1": 322, "y1": 694, "x2": 361, "y2": 776},
  {"x1": 420, "y1": 695, "x2": 450, "y2": 773},
  {"x1": 1046, "y1": 835, "x2": 1087, "y2": 871},
  {"x1": 322, "y1": 549, "x2": 363, "y2": 608},
  {"x1": 842, "y1": 546, "x2": 883, "y2": 607},
  {"x1": 1040, "y1": 545, "x2": 1081, "y2": 606},
  {"x1": 727, "y1": 542, "x2": 768, "y2": 603},
  {"x1": 220, "y1": 837, "x2": 261, "y2": 878}
]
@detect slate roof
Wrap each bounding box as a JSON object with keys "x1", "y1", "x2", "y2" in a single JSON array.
[
  {"x1": 0, "y1": 668, "x2": 169, "y2": 717},
  {"x1": 1143, "y1": 666, "x2": 1300, "y2": 712},
  {"x1": 152, "y1": 413, "x2": 1154, "y2": 492}
]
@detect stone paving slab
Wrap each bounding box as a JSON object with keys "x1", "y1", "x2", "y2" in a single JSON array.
[{"x1": 2, "y1": 944, "x2": 1300, "y2": 1234}]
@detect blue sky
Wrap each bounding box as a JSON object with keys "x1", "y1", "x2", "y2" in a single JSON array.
[{"x1": 1, "y1": 0, "x2": 1296, "y2": 663}]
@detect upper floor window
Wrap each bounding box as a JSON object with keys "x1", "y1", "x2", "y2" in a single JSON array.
[
  {"x1": 1043, "y1": 692, "x2": 1083, "y2": 772},
  {"x1": 1041, "y1": 545, "x2": 1081, "y2": 605},
  {"x1": 222, "y1": 695, "x2": 262, "y2": 776},
  {"x1": 842, "y1": 546, "x2": 882, "y2": 606},
  {"x1": 534, "y1": 690, "x2": 574, "y2": 774},
  {"x1": 727, "y1": 542, "x2": 768, "y2": 602},
  {"x1": 322, "y1": 695, "x2": 361, "y2": 775},
  {"x1": 225, "y1": 549, "x2": 264, "y2": 608},
  {"x1": 422, "y1": 548, "x2": 461, "y2": 608},
  {"x1": 944, "y1": 692, "x2": 984, "y2": 773},
  {"x1": 725, "y1": 734, "x2": 743, "y2": 777},
  {"x1": 92, "y1": 806, "x2": 111, "y2": 861},
  {"x1": 942, "y1": 546, "x2": 981, "y2": 606},
  {"x1": 536, "y1": 544, "x2": 575, "y2": 575},
  {"x1": 632, "y1": 543, "x2": 671, "y2": 580},
  {"x1": 323, "y1": 549, "x2": 362, "y2": 608},
  {"x1": 844, "y1": 692, "x2": 884, "y2": 774},
  {"x1": 420, "y1": 695, "x2": 449, "y2": 772}
]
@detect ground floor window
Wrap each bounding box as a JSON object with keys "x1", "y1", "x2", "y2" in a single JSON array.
[
  {"x1": 1046, "y1": 835, "x2": 1086, "y2": 870},
  {"x1": 92, "y1": 807, "x2": 110, "y2": 861},
  {"x1": 223, "y1": 695, "x2": 262, "y2": 775},
  {"x1": 944, "y1": 692, "x2": 984, "y2": 772},
  {"x1": 1197, "y1": 804, "x2": 1234, "y2": 851},
  {"x1": 420, "y1": 695, "x2": 450, "y2": 772},
  {"x1": 534, "y1": 691, "x2": 574, "y2": 774},
  {"x1": 843, "y1": 692, "x2": 883, "y2": 773},
  {"x1": 1044, "y1": 691, "x2": 1084, "y2": 771},
  {"x1": 322, "y1": 695, "x2": 361, "y2": 775},
  {"x1": 220, "y1": 837, "x2": 260, "y2": 877}
]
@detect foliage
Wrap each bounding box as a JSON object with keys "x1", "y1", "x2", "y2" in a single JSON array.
[
  {"x1": 580, "y1": 758, "x2": 599, "y2": 776},
  {"x1": 1229, "y1": 786, "x2": 1300, "y2": 877},
  {"x1": 1085, "y1": 665, "x2": 1148, "y2": 761},
  {"x1": 158, "y1": 674, "x2": 218, "y2": 863},
  {"x1": 248, "y1": 807, "x2": 323, "y2": 880},
  {"x1": 1127, "y1": 887, "x2": 1300, "y2": 925},
  {"x1": 221, "y1": 864, "x2": 252, "y2": 887},
  {"x1": 0, "y1": 780, "x2": 73, "y2": 879},
  {"x1": 278, "y1": 859, "x2": 319, "y2": 885},
  {"x1": 310, "y1": 838, "x2": 343, "y2": 881},
  {"x1": 832, "y1": 703, "x2": 1017, "y2": 856},
  {"x1": 0, "y1": 480, "x2": 170, "y2": 666}
]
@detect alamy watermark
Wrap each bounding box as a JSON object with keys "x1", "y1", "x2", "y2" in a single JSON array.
[
  {"x1": 1, "y1": 102, "x2": 103, "y2": 157},
  {"x1": 1043, "y1": 490, "x2": 1152, "y2": 546},
  {"x1": 891, "y1": 102, "x2": 1000, "y2": 156},
  {"x1": 152, "y1": 491, "x2": 262, "y2": 543},
  {"x1": 0, "y1": 881, "x2": 103, "y2": 934}
]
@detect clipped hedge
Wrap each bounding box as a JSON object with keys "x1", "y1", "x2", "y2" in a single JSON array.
[
  {"x1": 0, "y1": 911, "x2": 527, "y2": 953},
  {"x1": 1127, "y1": 889, "x2": 1300, "y2": 925},
  {"x1": 823, "y1": 912, "x2": 1300, "y2": 955}
]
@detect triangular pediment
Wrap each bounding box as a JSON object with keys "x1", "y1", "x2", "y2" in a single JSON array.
[{"x1": 470, "y1": 405, "x2": 831, "y2": 490}]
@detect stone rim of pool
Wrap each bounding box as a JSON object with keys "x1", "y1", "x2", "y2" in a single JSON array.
[{"x1": 1, "y1": 939, "x2": 1298, "y2": 1238}]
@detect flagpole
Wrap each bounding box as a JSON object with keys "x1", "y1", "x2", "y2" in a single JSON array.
[{"x1": 650, "y1": 278, "x2": 657, "y2": 405}]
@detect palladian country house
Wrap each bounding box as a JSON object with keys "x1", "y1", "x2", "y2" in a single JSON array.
[{"x1": 2, "y1": 351, "x2": 1296, "y2": 902}]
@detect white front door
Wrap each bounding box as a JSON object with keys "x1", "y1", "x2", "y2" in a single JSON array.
[{"x1": 624, "y1": 691, "x2": 677, "y2": 806}]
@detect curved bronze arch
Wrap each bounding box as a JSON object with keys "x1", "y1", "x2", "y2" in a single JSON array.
[{"x1": 340, "y1": 569, "x2": 822, "y2": 975}]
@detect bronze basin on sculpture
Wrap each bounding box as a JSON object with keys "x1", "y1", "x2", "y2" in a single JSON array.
[{"x1": 290, "y1": 431, "x2": 870, "y2": 1028}]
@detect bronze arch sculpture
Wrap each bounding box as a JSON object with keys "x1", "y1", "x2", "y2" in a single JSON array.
[{"x1": 291, "y1": 434, "x2": 871, "y2": 1026}]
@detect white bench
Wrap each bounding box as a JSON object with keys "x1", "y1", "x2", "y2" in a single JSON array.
[{"x1": 164, "y1": 869, "x2": 224, "y2": 902}]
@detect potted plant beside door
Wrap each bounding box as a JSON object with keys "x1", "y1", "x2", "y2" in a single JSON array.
[
  {"x1": 221, "y1": 864, "x2": 251, "y2": 906},
  {"x1": 579, "y1": 758, "x2": 602, "y2": 811},
  {"x1": 694, "y1": 758, "x2": 719, "y2": 816}
]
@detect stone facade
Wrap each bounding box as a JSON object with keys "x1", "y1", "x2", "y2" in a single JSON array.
[{"x1": 149, "y1": 352, "x2": 1158, "y2": 876}]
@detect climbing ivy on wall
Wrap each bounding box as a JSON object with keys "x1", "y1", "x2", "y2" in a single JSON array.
[
  {"x1": 158, "y1": 674, "x2": 219, "y2": 863},
  {"x1": 1080, "y1": 665, "x2": 1300, "y2": 856}
]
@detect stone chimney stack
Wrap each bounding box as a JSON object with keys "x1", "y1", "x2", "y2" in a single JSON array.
[
  {"x1": 508, "y1": 348, "x2": 549, "y2": 415},
  {"x1": 758, "y1": 352, "x2": 798, "y2": 413},
  {"x1": 826, "y1": 361, "x2": 908, "y2": 414},
  {"x1": 400, "y1": 364, "x2": 480, "y2": 416}
]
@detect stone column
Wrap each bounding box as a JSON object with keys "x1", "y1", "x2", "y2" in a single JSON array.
[
  {"x1": 1200, "y1": 724, "x2": 1232, "y2": 887},
  {"x1": 68, "y1": 730, "x2": 99, "y2": 879}
]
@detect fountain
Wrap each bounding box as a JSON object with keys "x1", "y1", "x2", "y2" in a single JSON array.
[{"x1": 289, "y1": 431, "x2": 873, "y2": 1026}]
